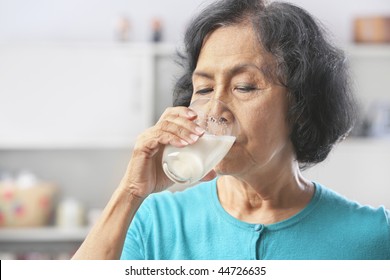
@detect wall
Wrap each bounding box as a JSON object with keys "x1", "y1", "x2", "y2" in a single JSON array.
[
  {"x1": 303, "y1": 139, "x2": 390, "y2": 208},
  {"x1": 1, "y1": 0, "x2": 390, "y2": 44},
  {"x1": 0, "y1": 0, "x2": 207, "y2": 44}
]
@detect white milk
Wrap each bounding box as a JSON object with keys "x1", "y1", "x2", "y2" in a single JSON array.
[{"x1": 162, "y1": 133, "x2": 236, "y2": 184}]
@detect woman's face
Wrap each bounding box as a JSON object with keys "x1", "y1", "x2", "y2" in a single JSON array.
[{"x1": 191, "y1": 23, "x2": 294, "y2": 179}]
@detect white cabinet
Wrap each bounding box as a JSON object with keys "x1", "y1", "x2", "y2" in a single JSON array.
[{"x1": 0, "y1": 43, "x2": 164, "y2": 148}]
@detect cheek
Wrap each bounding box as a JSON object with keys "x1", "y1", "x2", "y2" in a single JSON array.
[
  {"x1": 241, "y1": 105, "x2": 272, "y2": 139},
  {"x1": 244, "y1": 99, "x2": 290, "y2": 150}
]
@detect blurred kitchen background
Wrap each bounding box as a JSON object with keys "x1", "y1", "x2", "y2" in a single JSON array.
[{"x1": 0, "y1": 0, "x2": 389, "y2": 259}]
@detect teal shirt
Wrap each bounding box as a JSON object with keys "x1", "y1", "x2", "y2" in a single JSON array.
[{"x1": 121, "y1": 178, "x2": 390, "y2": 260}]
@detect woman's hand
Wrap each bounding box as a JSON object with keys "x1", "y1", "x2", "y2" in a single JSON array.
[
  {"x1": 119, "y1": 106, "x2": 205, "y2": 198},
  {"x1": 72, "y1": 106, "x2": 206, "y2": 260}
]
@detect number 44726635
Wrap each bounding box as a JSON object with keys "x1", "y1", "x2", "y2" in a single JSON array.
[{"x1": 217, "y1": 266, "x2": 266, "y2": 276}]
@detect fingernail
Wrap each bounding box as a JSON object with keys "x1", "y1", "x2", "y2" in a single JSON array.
[
  {"x1": 190, "y1": 134, "x2": 199, "y2": 142},
  {"x1": 180, "y1": 139, "x2": 189, "y2": 146},
  {"x1": 187, "y1": 110, "x2": 197, "y2": 118},
  {"x1": 195, "y1": 126, "x2": 205, "y2": 135}
]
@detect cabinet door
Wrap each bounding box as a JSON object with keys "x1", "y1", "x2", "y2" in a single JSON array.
[{"x1": 0, "y1": 44, "x2": 154, "y2": 148}]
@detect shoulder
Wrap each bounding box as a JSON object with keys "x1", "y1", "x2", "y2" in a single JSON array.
[
  {"x1": 315, "y1": 182, "x2": 390, "y2": 241},
  {"x1": 314, "y1": 183, "x2": 390, "y2": 258},
  {"x1": 316, "y1": 182, "x2": 388, "y2": 216}
]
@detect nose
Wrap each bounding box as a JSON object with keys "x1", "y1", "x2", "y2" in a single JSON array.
[
  {"x1": 193, "y1": 97, "x2": 239, "y2": 136},
  {"x1": 206, "y1": 99, "x2": 233, "y2": 125}
]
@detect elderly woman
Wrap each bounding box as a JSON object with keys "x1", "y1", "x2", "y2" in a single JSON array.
[{"x1": 73, "y1": 0, "x2": 390, "y2": 260}]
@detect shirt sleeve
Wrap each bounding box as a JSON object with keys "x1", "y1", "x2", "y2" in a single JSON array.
[
  {"x1": 120, "y1": 199, "x2": 152, "y2": 260},
  {"x1": 385, "y1": 208, "x2": 390, "y2": 259}
]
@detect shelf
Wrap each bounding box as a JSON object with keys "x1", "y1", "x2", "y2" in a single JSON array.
[
  {"x1": 344, "y1": 136, "x2": 390, "y2": 144},
  {"x1": 0, "y1": 226, "x2": 90, "y2": 258},
  {"x1": 0, "y1": 226, "x2": 89, "y2": 242},
  {"x1": 344, "y1": 44, "x2": 390, "y2": 57},
  {"x1": 336, "y1": 137, "x2": 390, "y2": 154},
  {"x1": 0, "y1": 41, "x2": 177, "y2": 56}
]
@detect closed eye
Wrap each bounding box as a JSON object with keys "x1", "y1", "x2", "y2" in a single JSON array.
[
  {"x1": 195, "y1": 88, "x2": 213, "y2": 95},
  {"x1": 235, "y1": 85, "x2": 259, "y2": 93}
]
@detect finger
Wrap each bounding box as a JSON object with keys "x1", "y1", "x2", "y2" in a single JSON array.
[
  {"x1": 157, "y1": 109, "x2": 205, "y2": 144},
  {"x1": 134, "y1": 106, "x2": 204, "y2": 157},
  {"x1": 159, "y1": 106, "x2": 198, "y2": 122},
  {"x1": 135, "y1": 128, "x2": 189, "y2": 158},
  {"x1": 157, "y1": 120, "x2": 203, "y2": 145}
]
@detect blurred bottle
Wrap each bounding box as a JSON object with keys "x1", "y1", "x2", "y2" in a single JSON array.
[
  {"x1": 151, "y1": 18, "x2": 163, "y2": 43},
  {"x1": 115, "y1": 15, "x2": 131, "y2": 42},
  {"x1": 56, "y1": 198, "x2": 84, "y2": 228}
]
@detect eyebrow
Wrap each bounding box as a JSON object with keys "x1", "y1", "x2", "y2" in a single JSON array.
[{"x1": 192, "y1": 63, "x2": 264, "y2": 80}]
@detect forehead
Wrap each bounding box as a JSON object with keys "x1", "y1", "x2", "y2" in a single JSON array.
[{"x1": 196, "y1": 23, "x2": 269, "y2": 70}]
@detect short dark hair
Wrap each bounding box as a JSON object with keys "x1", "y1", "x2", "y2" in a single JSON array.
[{"x1": 173, "y1": 0, "x2": 357, "y2": 168}]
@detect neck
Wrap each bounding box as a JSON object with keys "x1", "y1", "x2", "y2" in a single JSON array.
[{"x1": 216, "y1": 162, "x2": 314, "y2": 224}]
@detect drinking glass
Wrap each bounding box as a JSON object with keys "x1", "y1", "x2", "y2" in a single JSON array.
[{"x1": 162, "y1": 98, "x2": 240, "y2": 185}]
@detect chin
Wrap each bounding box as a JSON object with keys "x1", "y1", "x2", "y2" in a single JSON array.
[
  {"x1": 215, "y1": 145, "x2": 245, "y2": 174},
  {"x1": 214, "y1": 159, "x2": 240, "y2": 176}
]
